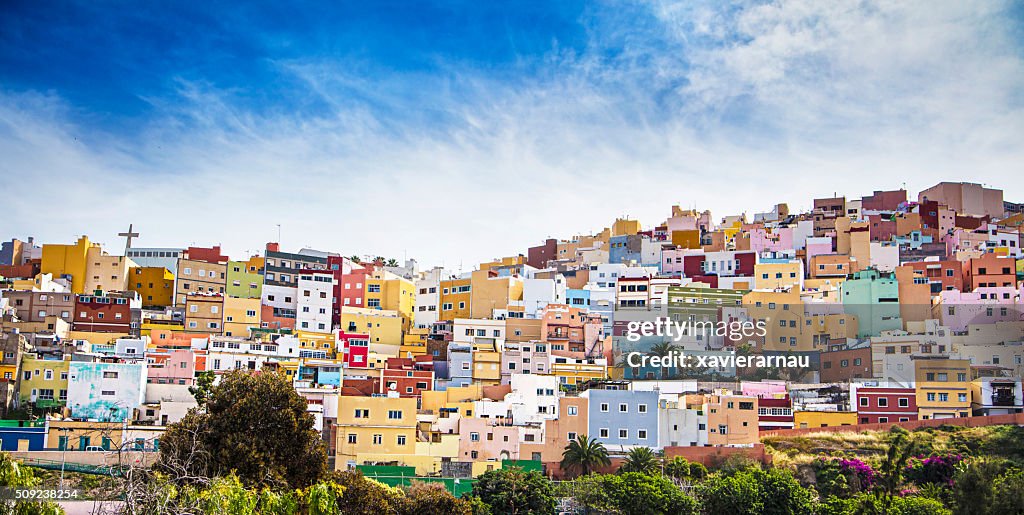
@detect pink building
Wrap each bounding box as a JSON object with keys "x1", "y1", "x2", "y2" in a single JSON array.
[
  {"x1": 147, "y1": 349, "x2": 198, "y2": 386},
  {"x1": 747, "y1": 227, "x2": 795, "y2": 254},
  {"x1": 458, "y1": 418, "x2": 521, "y2": 461},
  {"x1": 937, "y1": 287, "x2": 1023, "y2": 332}
]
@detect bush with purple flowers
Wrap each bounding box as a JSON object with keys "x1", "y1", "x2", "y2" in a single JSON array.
[
  {"x1": 813, "y1": 456, "x2": 877, "y2": 498},
  {"x1": 904, "y1": 453, "x2": 963, "y2": 486}
]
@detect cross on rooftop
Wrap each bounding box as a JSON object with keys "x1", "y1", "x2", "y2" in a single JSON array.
[{"x1": 118, "y1": 224, "x2": 139, "y2": 255}]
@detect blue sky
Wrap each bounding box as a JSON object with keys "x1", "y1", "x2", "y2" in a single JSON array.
[{"x1": 1, "y1": 1, "x2": 1023, "y2": 267}]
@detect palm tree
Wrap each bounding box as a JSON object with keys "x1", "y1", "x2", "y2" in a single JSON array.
[
  {"x1": 349, "y1": 255, "x2": 361, "y2": 264},
  {"x1": 648, "y1": 341, "x2": 679, "y2": 379},
  {"x1": 561, "y1": 434, "x2": 611, "y2": 477},
  {"x1": 385, "y1": 258, "x2": 400, "y2": 267},
  {"x1": 619, "y1": 447, "x2": 659, "y2": 475}
]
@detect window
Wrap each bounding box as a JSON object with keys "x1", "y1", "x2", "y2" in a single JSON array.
[
  {"x1": 938, "y1": 393, "x2": 949, "y2": 402},
  {"x1": 599, "y1": 428, "x2": 609, "y2": 438},
  {"x1": 397, "y1": 435, "x2": 407, "y2": 446},
  {"x1": 354, "y1": 409, "x2": 369, "y2": 418},
  {"x1": 387, "y1": 410, "x2": 402, "y2": 420},
  {"x1": 600, "y1": 403, "x2": 609, "y2": 412},
  {"x1": 619, "y1": 403, "x2": 628, "y2": 413},
  {"x1": 638, "y1": 404, "x2": 647, "y2": 413},
  {"x1": 860, "y1": 397, "x2": 868, "y2": 407},
  {"x1": 567, "y1": 406, "x2": 578, "y2": 416},
  {"x1": 470, "y1": 432, "x2": 480, "y2": 442},
  {"x1": 877, "y1": 398, "x2": 888, "y2": 407},
  {"x1": 638, "y1": 430, "x2": 647, "y2": 439},
  {"x1": 103, "y1": 371, "x2": 119, "y2": 379},
  {"x1": 958, "y1": 393, "x2": 967, "y2": 402},
  {"x1": 927, "y1": 393, "x2": 936, "y2": 401},
  {"x1": 618, "y1": 429, "x2": 628, "y2": 439},
  {"x1": 898, "y1": 398, "x2": 909, "y2": 407},
  {"x1": 372, "y1": 434, "x2": 382, "y2": 445}
]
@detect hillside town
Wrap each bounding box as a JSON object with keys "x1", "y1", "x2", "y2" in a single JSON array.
[{"x1": 1, "y1": 180, "x2": 1023, "y2": 480}]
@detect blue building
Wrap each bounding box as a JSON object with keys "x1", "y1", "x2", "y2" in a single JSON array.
[
  {"x1": 566, "y1": 289, "x2": 590, "y2": 310},
  {"x1": 446, "y1": 342, "x2": 473, "y2": 388},
  {"x1": 0, "y1": 420, "x2": 46, "y2": 451},
  {"x1": 583, "y1": 388, "x2": 659, "y2": 451},
  {"x1": 67, "y1": 362, "x2": 147, "y2": 422}
]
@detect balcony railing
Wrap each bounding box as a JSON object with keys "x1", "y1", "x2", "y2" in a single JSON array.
[{"x1": 992, "y1": 392, "x2": 1017, "y2": 406}]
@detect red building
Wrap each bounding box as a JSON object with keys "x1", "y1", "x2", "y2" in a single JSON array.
[
  {"x1": 328, "y1": 257, "x2": 372, "y2": 325},
  {"x1": 681, "y1": 251, "x2": 756, "y2": 279},
  {"x1": 903, "y1": 259, "x2": 966, "y2": 293},
  {"x1": 756, "y1": 394, "x2": 794, "y2": 430},
  {"x1": 184, "y1": 245, "x2": 229, "y2": 264},
  {"x1": 861, "y1": 189, "x2": 907, "y2": 212},
  {"x1": 820, "y1": 346, "x2": 873, "y2": 382},
  {"x1": 382, "y1": 357, "x2": 434, "y2": 397},
  {"x1": 339, "y1": 331, "x2": 370, "y2": 369},
  {"x1": 73, "y1": 291, "x2": 139, "y2": 333},
  {"x1": 527, "y1": 238, "x2": 558, "y2": 269},
  {"x1": 854, "y1": 387, "x2": 918, "y2": 424}
]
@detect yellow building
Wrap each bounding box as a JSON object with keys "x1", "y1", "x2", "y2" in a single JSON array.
[
  {"x1": 67, "y1": 330, "x2": 126, "y2": 346},
  {"x1": 17, "y1": 354, "x2": 70, "y2": 408},
  {"x1": 671, "y1": 230, "x2": 701, "y2": 249},
  {"x1": 479, "y1": 255, "x2": 525, "y2": 271},
  {"x1": 335, "y1": 396, "x2": 417, "y2": 469},
  {"x1": 184, "y1": 294, "x2": 225, "y2": 335},
  {"x1": 743, "y1": 289, "x2": 811, "y2": 352},
  {"x1": 140, "y1": 319, "x2": 185, "y2": 338},
  {"x1": 611, "y1": 218, "x2": 641, "y2": 236},
  {"x1": 440, "y1": 278, "x2": 472, "y2": 320},
  {"x1": 469, "y1": 270, "x2": 524, "y2": 319},
  {"x1": 84, "y1": 252, "x2": 135, "y2": 294},
  {"x1": 400, "y1": 327, "x2": 428, "y2": 357},
  {"x1": 472, "y1": 342, "x2": 502, "y2": 385},
  {"x1": 549, "y1": 360, "x2": 607, "y2": 386},
  {"x1": 794, "y1": 411, "x2": 857, "y2": 429},
  {"x1": 222, "y1": 297, "x2": 262, "y2": 338},
  {"x1": 294, "y1": 329, "x2": 336, "y2": 358},
  {"x1": 339, "y1": 307, "x2": 404, "y2": 348},
  {"x1": 40, "y1": 236, "x2": 97, "y2": 294},
  {"x1": 915, "y1": 358, "x2": 972, "y2": 420},
  {"x1": 46, "y1": 420, "x2": 165, "y2": 451},
  {"x1": 365, "y1": 273, "x2": 416, "y2": 332},
  {"x1": 129, "y1": 267, "x2": 175, "y2": 307},
  {"x1": 753, "y1": 260, "x2": 804, "y2": 290}
]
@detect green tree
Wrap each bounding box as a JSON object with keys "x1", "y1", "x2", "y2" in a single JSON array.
[
  {"x1": 700, "y1": 467, "x2": 813, "y2": 515},
  {"x1": 328, "y1": 471, "x2": 404, "y2": 515},
  {"x1": 0, "y1": 452, "x2": 63, "y2": 515},
  {"x1": 401, "y1": 481, "x2": 472, "y2": 515},
  {"x1": 608, "y1": 472, "x2": 699, "y2": 515},
  {"x1": 860, "y1": 427, "x2": 919, "y2": 515},
  {"x1": 619, "y1": 447, "x2": 659, "y2": 475},
  {"x1": 386, "y1": 258, "x2": 400, "y2": 267},
  {"x1": 472, "y1": 467, "x2": 556, "y2": 515},
  {"x1": 991, "y1": 468, "x2": 1024, "y2": 515},
  {"x1": 189, "y1": 370, "x2": 216, "y2": 408},
  {"x1": 158, "y1": 369, "x2": 328, "y2": 489},
  {"x1": 663, "y1": 457, "x2": 707, "y2": 480},
  {"x1": 561, "y1": 435, "x2": 611, "y2": 477}
]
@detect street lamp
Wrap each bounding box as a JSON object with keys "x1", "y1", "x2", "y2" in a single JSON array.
[{"x1": 58, "y1": 427, "x2": 72, "y2": 488}]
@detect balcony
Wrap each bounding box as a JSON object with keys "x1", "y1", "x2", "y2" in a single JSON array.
[{"x1": 992, "y1": 391, "x2": 1017, "y2": 407}]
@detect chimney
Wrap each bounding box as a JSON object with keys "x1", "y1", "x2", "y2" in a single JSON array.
[{"x1": 266, "y1": 242, "x2": 280, "y2": 253}]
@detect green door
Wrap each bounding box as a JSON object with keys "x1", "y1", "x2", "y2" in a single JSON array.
[
  {"x1": 58, "y1": 436, "x2": 68, "y2": 451},
  {"x1": 78, "y1": 436, "x2": 89, "y2": 450}
]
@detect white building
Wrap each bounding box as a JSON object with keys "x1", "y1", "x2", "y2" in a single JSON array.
[
  {"x1": 296, "y1": 271, "x2": 336, "y2": 332},
  {"x1": 523, "y1": 276, "x2": 567, "y2": 317},
  {"x1": 414, "y1": 267, "x2": 449, "y2": 329},
  {"x1": 205, "y1": 335, "x2": 299, "y2": 373}
]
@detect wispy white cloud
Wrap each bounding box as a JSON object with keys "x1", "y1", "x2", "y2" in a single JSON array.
[{"x1": 0, "y1": 0, "x2": 1021, "y2": 267}]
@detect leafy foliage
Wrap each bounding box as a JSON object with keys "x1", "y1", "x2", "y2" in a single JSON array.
[
  {"x1": 0, "y1": 452, "x2": 64, "y2": 515},
  {"x1": 700, "y1": 467, "x2": 813, "y2": 515},
  {"x1": 472, "y1": 467, "x2": 556, "y2": 515},
  {"x1": 158, "y1": 369, "x2": 328, "y2": 490}
]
